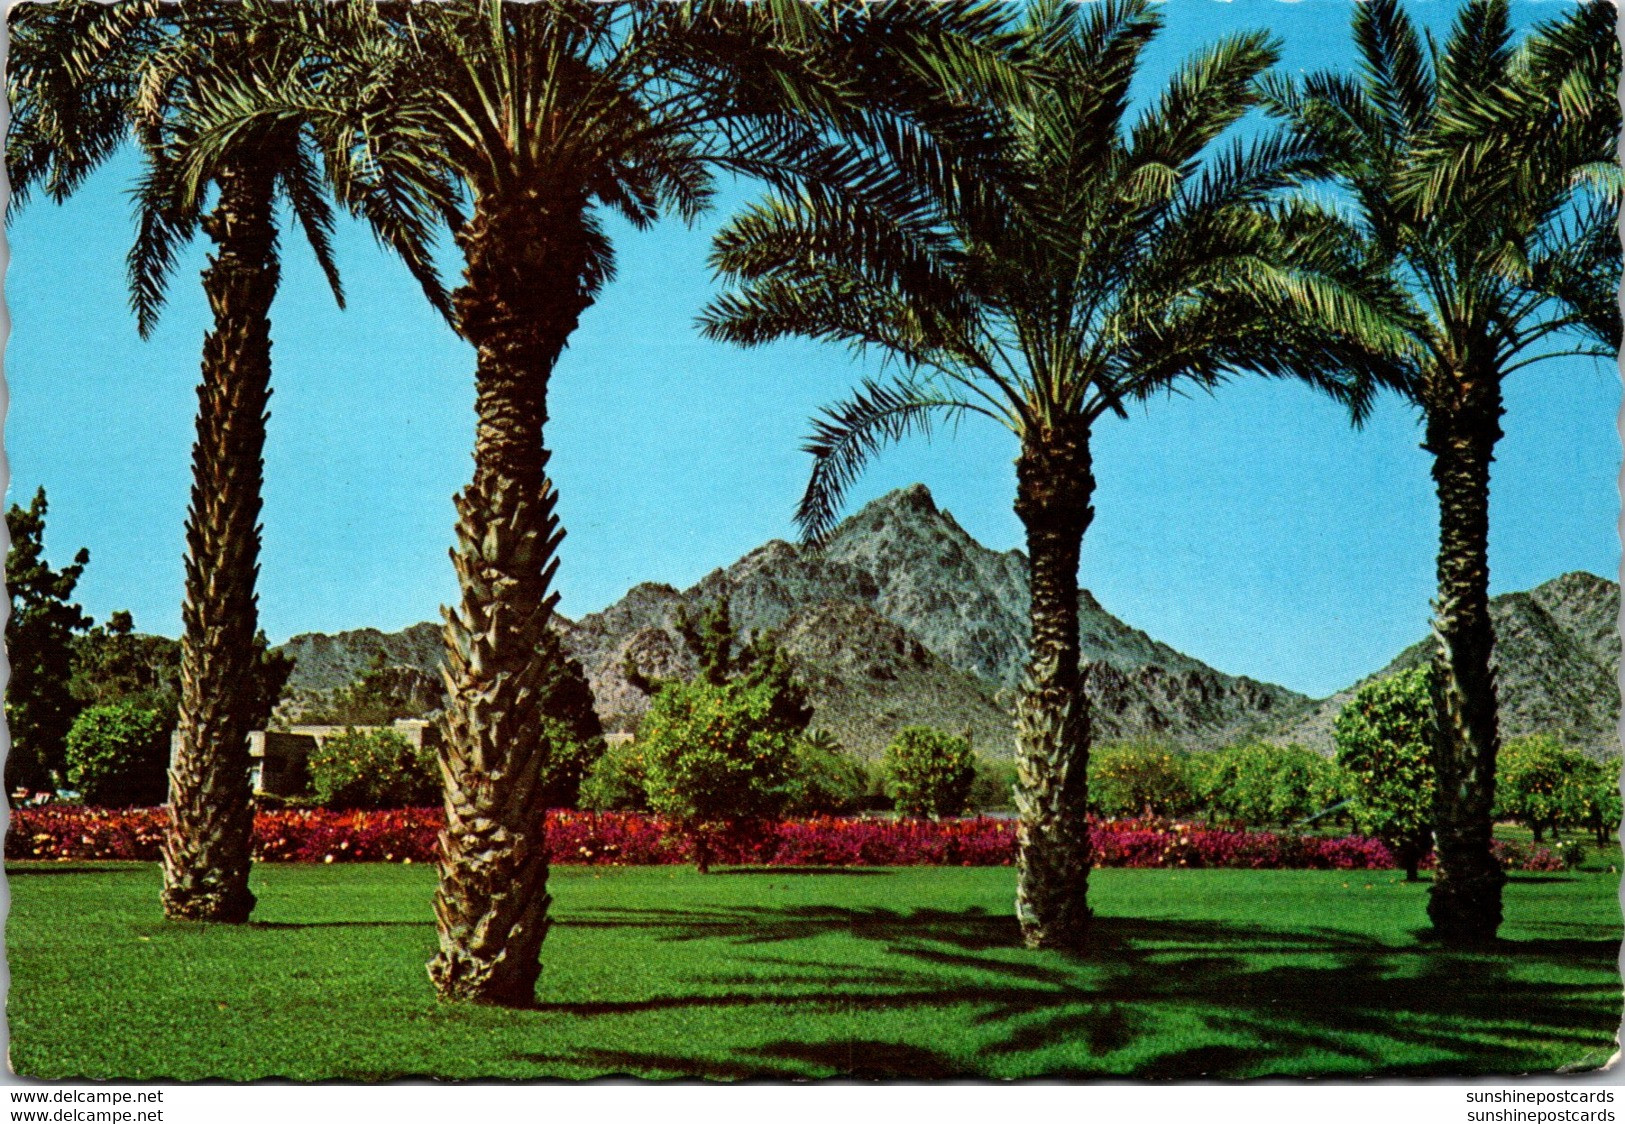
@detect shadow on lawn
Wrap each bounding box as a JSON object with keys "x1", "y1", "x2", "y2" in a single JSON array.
[
  {"x1": 538, "y1": 903, "x2": 1620, "y2": 1079},
  {"x1": 515, "y1": 1039, "x2": 968, "y2": 1081}
]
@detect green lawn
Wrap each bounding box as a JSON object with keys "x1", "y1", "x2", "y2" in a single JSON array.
[{"x1": 8, "y1": 862, "x2": 1620, "y2": 1080}]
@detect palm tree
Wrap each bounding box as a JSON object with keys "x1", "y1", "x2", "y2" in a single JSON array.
[
  {"x1": 188, "y1": 0, "x2": 1024, "y2": 1004},
  {"x1": 1263, "y1": 0, "x2": 1620, "y2": 944},
  {"x1": 8, "y1": 0, "x2": 445, "y2": 923},
  {"x1": 703, "y1": 0, "x2": 1411, "y2": 950}
]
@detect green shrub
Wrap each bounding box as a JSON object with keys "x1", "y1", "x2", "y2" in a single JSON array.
[
  {"x1": 309, "y1": 728, "x2": 438, "y2": 809},
  {"x1": 1193, "y1": 742, "x2": 1344, "y2": 827},
  {"x1": 579, "y1": 738, "x2": 650, "y2": 812},
  {"x1": 64, "y1": 702, "x2": 169, "y2": 807},
  {"x1": 639, "y1": 678, "x2": 800, "y2": 869},
  {"x1": 882, "y1": 727, "x2": 975, "y2": 819},
  {"x1": 1088, "y1": 741, "x2": 1193, "y2": 819},
  {"x1": 1558, "y1": 839, "x2": 1588, "y2": 870},
  {"x1": 784, "y1": 731, "x2": 867, "y2": 816},
  {"x1": 1333, "y1": 668, "x2": 1434, "y2": 879},
  {"x1": 969, "y1": 757, "x2": 1018, "y2": 812}
]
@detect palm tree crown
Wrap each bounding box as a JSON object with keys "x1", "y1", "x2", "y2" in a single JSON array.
[
  {"x1": 9, "y1": 0, "x2": 382, "y2": 330},
  {"x1": 1263, "y1": 0, "x2": 1619, "y2": 397},
  {"x1": 706, "y1": 0, "x2": 1409, "y2": 540}
]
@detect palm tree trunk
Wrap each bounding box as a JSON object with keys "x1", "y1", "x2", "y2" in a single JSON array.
[
  {"x1": 1424, "y1": 377, "x2": 1507, "y2": 944},
  {"x1": 427, "y1": 191, "x2": 594, "y2": 1007},
  {"x1": 1012, "y1": 421, "x2": 1095, "y2": 951},
  {"x1": 161, "y1": 163, "x2": 278, "y2": 923}
]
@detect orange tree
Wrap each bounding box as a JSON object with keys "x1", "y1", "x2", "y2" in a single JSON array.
[{"x1": 639, "y1": 677, "x2": 801, "y2": 873}]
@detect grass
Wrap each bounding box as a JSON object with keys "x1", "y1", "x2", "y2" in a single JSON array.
[{"x1": 7, "y1": 861, "x2": 1620, "y2": 1080}]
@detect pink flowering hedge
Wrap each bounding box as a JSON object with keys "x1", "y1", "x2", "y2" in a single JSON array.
[{"x1": 4, "y1": 806, "x2": 1571, "y2": 872}]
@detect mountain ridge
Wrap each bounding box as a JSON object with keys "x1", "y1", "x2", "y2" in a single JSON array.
[{"x1": 275, "y1": 486, "x2": 1618, "y2": 759}]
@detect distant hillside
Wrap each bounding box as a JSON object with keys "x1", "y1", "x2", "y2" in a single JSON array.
[{"x1": 1267, "y1": 571, "x2": 1620, "y2": 758}]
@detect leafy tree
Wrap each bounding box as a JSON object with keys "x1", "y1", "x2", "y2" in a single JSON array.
[
  {"x1": 242, "y1": 633, "x2": 295, "y2": 735},
  {"x1": 628, "y1": 596, "x2": 814, "y2": 730},
  {"x1": 1265, "y1": 0, "x2": 1619, "y2": 942},
  {"x1": 309, "y1": 728, "x2": 438, "y2": 810},
  {"x1": 1088, "y1": 742, "x2": 1194, "y2": 820},
  {"x1": 1334, "y1": 669, "x2": 1435, "y2": 881},
  {"x1": 531, "y1": 632, "x2": 607, "y2": 810},
  {"x1": 1494, "y1": 736, "x2": 1566, "y2": 842},
  {"x1": 676, "y1": 599, "x2": 736, "y2": 688},
  {"x1": 1494, "y1": 735, "x2": 1588, "y2": 842},
  {"x1": 784, "y1": 730, "x2": 867, "y2": 817},
  {"x1": 64, "y1": 702, "x2": 169, "y2": 808},
  {"x1": 1193, "y1": 742, "x2": 1344, "y2": 827},
  {"x1": 639, "y1": 679, "x2": 800, "y2": 873},
  {"x1": 883, "y1": 727, "x2": 976, "y2": 820},
  {"x1": 5, "y1": 488, "x2": 93, "y2": 798},
  {"x1": 8, "y1": 0, "x2": 441, "y2": 923},
  {"x1": 69, "y1": 614, "x2": 285, "y2": 740},
  {"x1": 1567, "y1": 754, "x2": 1621, "y2": 848},
  {"x1": 70, "y1": 611, "x2": 180, "y2": 722},
  {"x1": 705, "y1": 0, "x2": 1406, "y2": 949},
  {"x1": 970, "y1": 758, "x2": 1019, "y2": 813},
  {"x1": 294, "y1": 660, "x2": 443, "y2": 727}
]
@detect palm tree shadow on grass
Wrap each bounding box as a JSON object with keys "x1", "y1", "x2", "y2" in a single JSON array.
[{"x1": 533, "y1": 904, "x2": 1620, "y2": 1078}]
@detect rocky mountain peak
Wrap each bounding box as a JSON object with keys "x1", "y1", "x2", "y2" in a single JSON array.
[{"x1": 274, "y1": 496, "x2": 1617, "y2": 761}]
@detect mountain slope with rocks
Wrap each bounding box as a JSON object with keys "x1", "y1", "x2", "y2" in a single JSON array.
[
  {"x1": 280, "y1": 622, "x2": 443, "y2": 693},
  {"x1": 272, "y1": 489, "x2": 1617, "y2": 760},
  {"x1": 276, "y1": 485, "x2": 1312, "y2": 756},
  {"x1": 1266, "y1": 571, "x2": 1619, "y2": 758}
]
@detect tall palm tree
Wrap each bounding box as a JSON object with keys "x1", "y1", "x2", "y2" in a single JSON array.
[
  {"x1": 1263, "y1": 0, "x2": 1620, "y2": 944},
  {"x1": 8, "y1": 0, "x2": 445, "y2": 923},
  {"x1": 187, "y1": 0, "x2": 1024, "y2": 1004},
  {"x1": 703, "y1": 0, "x2": 1411, "y2": 950}
]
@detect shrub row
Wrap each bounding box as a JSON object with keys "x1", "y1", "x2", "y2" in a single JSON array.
[{"x1": 6, "y1": 806, "x2": 1571, "y2": 872}]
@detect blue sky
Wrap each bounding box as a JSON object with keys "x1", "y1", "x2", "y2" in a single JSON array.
[{"x1": 4, "y1": 0, "x2": 1617, "y2": 700}]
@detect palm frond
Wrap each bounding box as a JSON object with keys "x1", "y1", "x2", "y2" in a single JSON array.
[
  {"x1": 1128, "y1": 29, "x2": 1278, "y2": 173},
  {"x1": 279, "y1": 135, "x2": 345, "y2": 309},
  {"x1": 127, "y1": 144, "x2": 200, "y2": 338},
  {"x1": 1351, "y1": 0, "x2": 1435, "y2": 141}
]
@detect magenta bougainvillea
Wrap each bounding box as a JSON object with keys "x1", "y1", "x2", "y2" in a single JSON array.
[{"x1": 5, "y1": 805, "x2": 1570, "y2": 872}]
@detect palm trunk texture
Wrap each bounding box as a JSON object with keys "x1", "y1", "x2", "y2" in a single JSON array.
[
  {"x1": 427, "y1": 191, "x2": 593, "y2": 1006},
  {"x1": 1012, "y1": 422, "x2": 1096, "y2": 951},
  {"x1": 161, "y1": 164, "x2": 278, "y2": 923},
  {"x1": 1424, "y1": 378, "x2": 1507, "y2": 944}
]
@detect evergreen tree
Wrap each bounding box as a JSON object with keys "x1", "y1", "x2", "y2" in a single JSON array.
[{"x1": 5, "y1": 488, "x2": 93, "y2": 798}]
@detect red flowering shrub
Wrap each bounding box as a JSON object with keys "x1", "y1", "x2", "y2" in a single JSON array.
[
  {"x1": 3, "y1": 806, "x2": 1570, "y2": 873},
  {"x1": 7, "y1": 805, "x2": 167, "y2": 860},
  {"x1": 1488, "y1": 838, "x2": 1567, "y2": 874}
]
